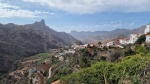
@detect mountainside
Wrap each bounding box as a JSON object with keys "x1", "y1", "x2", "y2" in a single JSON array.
[
  {"x1": 5, "y1": 42, "x2": 150, "y2": 84},
  {"x1": 70, "y1": 26, "x2": 146, "y2": 43},
  {"x1": 25, "y1": 19, "x2": 80, "y2": 45},
  {"x1": 0, "y1": 19, "x2": 81, "y2": 74}
]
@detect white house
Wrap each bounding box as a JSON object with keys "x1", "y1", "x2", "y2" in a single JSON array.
[
  {"x1": 119, "y1": 33, "x2": 141, "y2": 44},
  {"x1": 145, "y1": 24, "x2": 150, "y2": 34},
  {"x1": 119, "y1": 38, "x2": 130, "y2": 45},
  {"x1": 106, "y1": 40, "x2": 119, "y2": 47},
  {"x1": 106, "y1": 41, "x2": 114, "y2": 46},
  {"x1": 145, "y1": 24, "x2": 150, "y2": 43},
  {"x1": 128, "y1": 34, "x2": 141, "y2": 44},
  {"x1": 146, "y1": 34, "x2": 150, "y2": 43}
]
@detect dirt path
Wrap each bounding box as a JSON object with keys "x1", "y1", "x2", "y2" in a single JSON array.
[
  {"x1": 35, "y1": 72, "x2": 44, "y2": 84},
  {"x1": 21, "y1": 59, "x2": 39, "y2": 64}
]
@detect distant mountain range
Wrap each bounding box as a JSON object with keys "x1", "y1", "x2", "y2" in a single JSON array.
[
  {"x1": 0, "y1": 19, "x2": 81, "y2": 73},
  {"x1": 70, "y1": 26, "x2": 146, "y2": 43}
]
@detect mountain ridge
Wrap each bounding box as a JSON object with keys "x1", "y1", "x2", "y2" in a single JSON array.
[
  {"x1": 0, "y1": 19, "x2": 81, "y2": 74},
  {"x1": 70, "y1": 26, "x2": 146, "y2": 43}
]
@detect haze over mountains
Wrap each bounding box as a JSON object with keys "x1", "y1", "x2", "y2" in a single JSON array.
[
  {"x1": 0, "y1": 19, "x2": 81, "y2": 73},
  {"x1": 70, "y1": 25, "x2": 146, "y2": 43}
]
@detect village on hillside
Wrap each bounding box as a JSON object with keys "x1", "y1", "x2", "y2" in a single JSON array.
[
  {"x1": 72, "y1": 24, "x2": 150, "y2": 49},
  {"x1": 7, "y1": 24, "x2": 150, "y2": 84}
]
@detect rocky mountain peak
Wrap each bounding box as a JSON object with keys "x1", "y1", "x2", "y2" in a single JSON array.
[
  {"x1": 33, "y1": 19, "x2": 45, "y2": 27},
  {"x1": 40, "y1": 19, "x2": 45, "y2": 25}
]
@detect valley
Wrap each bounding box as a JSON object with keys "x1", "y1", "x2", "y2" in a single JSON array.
[
  {"x1": 2, "y1": 24, "x2": 150, "y2": 84},
  {"x1": 0, "y1": 20, "x2": 150, "y2": 84},
  {"x1": 0, "y1": 19, "x2": 81, "y2": 79},
  {"x1": 1, "y1": 0, "x2": 150, "y2": 84}
]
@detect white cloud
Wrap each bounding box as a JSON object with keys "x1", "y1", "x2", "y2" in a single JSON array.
[
  {"x1": 130, "y1": 23, "x2": 135, "y2": 26},
  {"x1": 0, "y1": 2, "x2": 51, "y2": 18},
  {"x1": 22, "y1": 0, "x2": 150, "y2": 14},
  {"x1": 0, "y1": 2, "x2": 19, "y2": 9}
]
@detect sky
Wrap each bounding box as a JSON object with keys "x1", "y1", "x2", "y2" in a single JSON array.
[{"x1": 0, "y1": 0, "x2": 150, "y2": 33}]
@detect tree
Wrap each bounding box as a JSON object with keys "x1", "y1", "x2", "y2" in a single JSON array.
[
  {"x1": 124, "y1": 48, "x2": 136, "y2": 56},
  {"x1": 98, "y1": 42, "x2": 102, "y2": 45},
  {"x1": 109, "y1": 51, "x2": 122, "y2": 62},
  {"x1": 134, "y1": 44, "x2": 147, "y2": 55},
  {"x1": 80, "y1": 57, "x2": 91, "y2": 68},
  {"x1": 135, "y1": 35, "x2": 146, "y2": 45},
  {"x1": 103, "y1": 46, "x2": 108, "y2": 51},
  {"x1": 100, "y1": 56, "x2": 107, "y2": 61}
]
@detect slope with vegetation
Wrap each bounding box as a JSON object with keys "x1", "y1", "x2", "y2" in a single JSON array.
[
  {"x1": 62, "y1": 55, "x2": 150, "y2": 84},
  {"x1": 61, "y1": 42, "x2": 150, "y2": 84},
  {"x1": 0, "y1": 20, "x2": 81, "y2": 77},
  {"x1": 4, "y1": 41, "x2": 150, "y2": 84}
]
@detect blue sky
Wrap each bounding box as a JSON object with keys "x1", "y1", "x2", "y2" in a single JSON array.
[{"x1": 0, "y1": 0, "x2": 150, "y2": 32}]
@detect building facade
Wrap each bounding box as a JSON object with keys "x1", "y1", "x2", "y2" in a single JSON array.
[
  {"x1": 145, "y1": 24, "x2": 150, "y2": 34},
  {"x1": 145, "y1": 24, "x2": 150, "y2": 43},
  {"x1": 146, "y1": 34, "x2": 150, "y2": 43},
  {"x1": 129, "y1": 34, "x2": 141, "y2": 44}
]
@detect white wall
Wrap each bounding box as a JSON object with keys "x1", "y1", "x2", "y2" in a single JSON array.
[
  {"x1": 146, "y1": 35, "x2": 150, "y2": 43},
  {"x1": 145, "y1": 25, "x2": 150, "y2": 34}
]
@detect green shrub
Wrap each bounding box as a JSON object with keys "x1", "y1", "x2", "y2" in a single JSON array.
[
  {"x1": 124, "y1": 48, "x2": 136, "y2": 56},
  {"x1": 134, "y1": 44, "x2": 147, "y2": 55},
  {"x1": 62, "y1": 55, "x2": 150, "y2": 84}
]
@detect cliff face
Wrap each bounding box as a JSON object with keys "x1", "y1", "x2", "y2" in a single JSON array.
[{"x1": 0, "y1": 19, "x2": 81, "y2": 74}]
